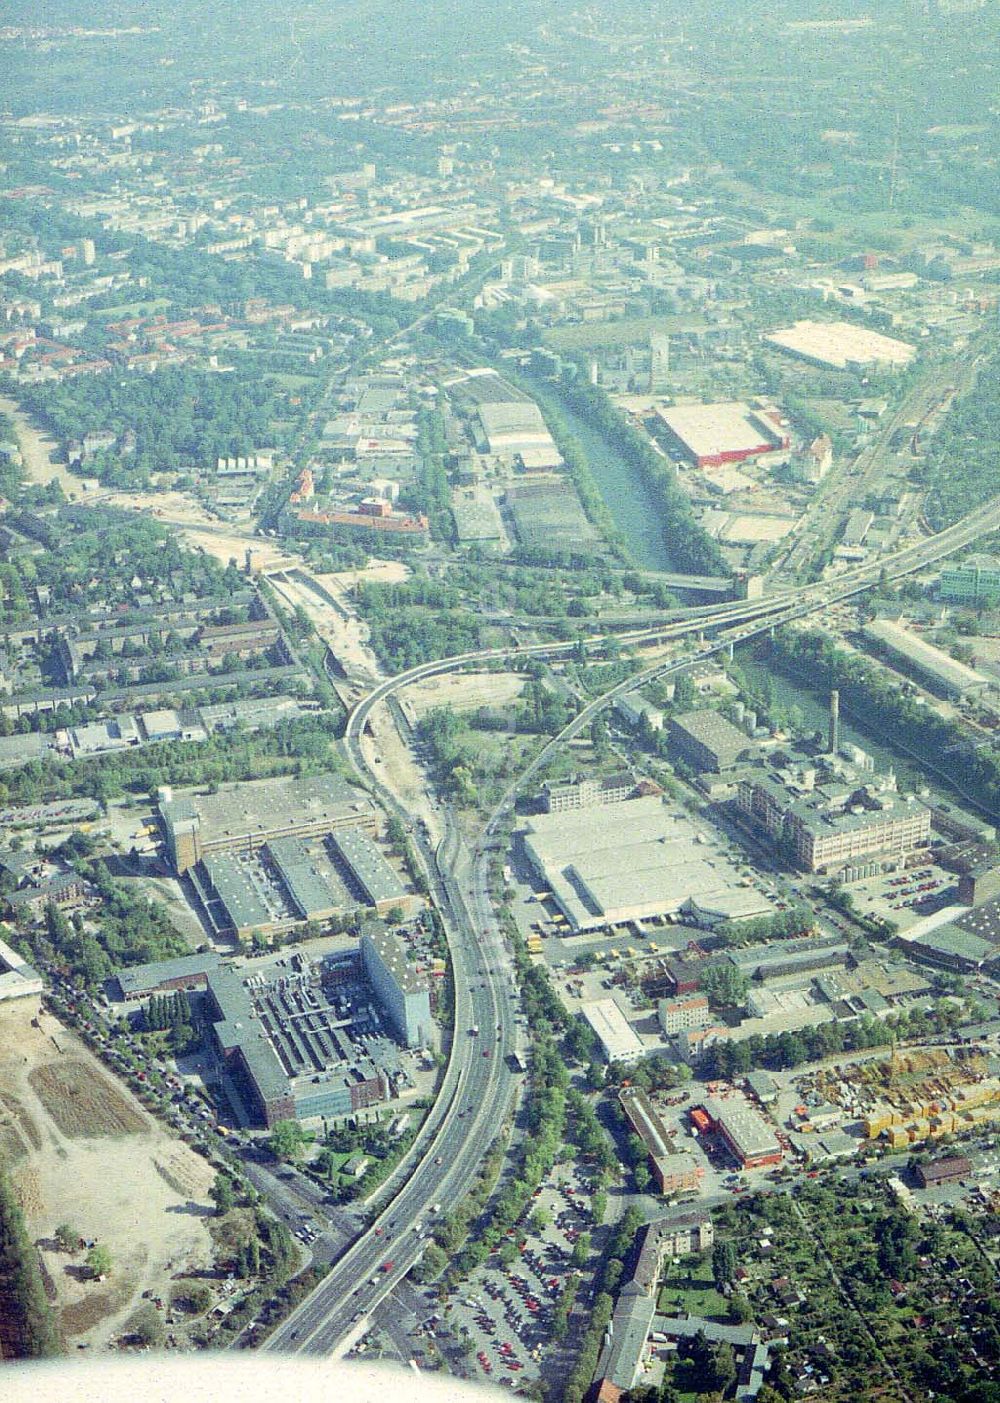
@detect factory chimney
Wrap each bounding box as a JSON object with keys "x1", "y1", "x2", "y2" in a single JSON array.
[{"x1": 829, "y1": 690, "x2": 840, "y2": 755}]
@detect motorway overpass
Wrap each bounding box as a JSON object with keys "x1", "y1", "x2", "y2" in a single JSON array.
[{"x1": 264, "y1": 490, "x2": 1000, "y2": 1356}]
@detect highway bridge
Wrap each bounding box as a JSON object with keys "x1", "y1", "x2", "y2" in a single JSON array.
[{"x1": 264, "y1": 490, "x2": 1000, "y2": 1356}]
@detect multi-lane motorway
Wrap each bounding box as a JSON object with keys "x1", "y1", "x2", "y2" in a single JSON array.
[
  {"x1": 265, "y1": 488, "x2": 1000, "y2": 1357},
  {"x1": 264, "y1": 769, "x2": 518, "y2": 1355}
]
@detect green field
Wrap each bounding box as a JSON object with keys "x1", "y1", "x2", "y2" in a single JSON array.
[
  {"x1": 95, "y1": 298, "x2": 172, "y2": 319},
  {"x1": 656, "y1": 1256, "x2": 730, "y2": 1321},
  {"x1": 543, "y1": 314, "x2": 709, "y2": 353}
]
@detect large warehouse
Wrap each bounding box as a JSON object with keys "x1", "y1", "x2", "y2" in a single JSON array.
[
  {"x1": 863, "y1": 618, "x2": 991, "y2": 700},
  {"x1": 764, "y1": 320, "x2": 915, "y2": 371},
  {"x1": 476, "y1": 400, "x2": 562, "y2": 468},
  {"x1": 521, "y1": 795, "x2": 772, "y2": 932},
  {"x1": 655, "y1": 401, "x2": 789, "y2": 469},
  {"x1": 160, "y1": 774, "x2": 377, "y2": 874}
]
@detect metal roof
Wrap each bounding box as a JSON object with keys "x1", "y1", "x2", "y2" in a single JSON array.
[{"x1": 329, "y1": 826, "x2": 405, "y2": 907}]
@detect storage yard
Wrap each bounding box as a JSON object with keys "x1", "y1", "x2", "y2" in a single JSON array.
[{"x1": 782, "y1": 1046, "x2": 1000, "y2": 1154}]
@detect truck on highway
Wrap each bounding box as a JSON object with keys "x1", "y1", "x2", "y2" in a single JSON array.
[{"x1": 469, "y1": 1024, "x2": 479, "y2": 1036}]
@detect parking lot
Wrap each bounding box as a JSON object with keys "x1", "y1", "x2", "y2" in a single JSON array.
[
  {"x1": 411, "y1": 1163, "x2": 602, "y2": 1391},
  {"x1": 843, "y1": 860, "x2": 961, "y2": 928}
]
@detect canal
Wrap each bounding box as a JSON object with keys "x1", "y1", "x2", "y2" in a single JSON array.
[
  {"x1": 736, "y1": 647, "x2": 998, "y2": 819},
  {"x1": 530, "y1": 382, "x2": 680, "y2": 574}
]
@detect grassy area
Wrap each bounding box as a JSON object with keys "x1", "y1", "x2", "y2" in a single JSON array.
[
  {"x1": 656, "y1": 1255, "x2": 730, "y2": 1321},
  {"x1": 543, "y1": 314, "x2": 708, "y2": 353},
  {"x1": 95, "y1": 298, "x2": 172, "y2": 319},
  {"x1": 271, "y1": 374, "x2": 323, "y2": 391}
]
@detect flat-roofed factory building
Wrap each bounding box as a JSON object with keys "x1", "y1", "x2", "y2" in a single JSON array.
[
  {"x1": 655, "y1": 401, "x2": 789, "y2": 469},
  {"x1": 699, "y1": 1095, "x2": 782, "y2": 1170},
  {"x1": 863, "y1": 618, "x2": 991, "y2": 700},
  {"x1": 160, "y1": 774, "x2": 377, "y2": 874},
  {"x1": 328, "y1": 826, "x2": 410, "y2": 914},
  {"x1": 267, "y1": 837, "x2": 353, "y2": 922},
  {"x1": 581, "y1": 998, "x2": 645, "y2": 1065},
  {"x1": 668, "y1": 709, "x2": 752, "y2": 774}
]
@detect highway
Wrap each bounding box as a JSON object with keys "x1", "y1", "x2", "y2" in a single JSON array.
[
  {"x1": 263, "y1": 488, "x2": 1000, "y2": 1356},
  {"x1": 263, "y1": 762, "x2": 519, "y2": 1355}
]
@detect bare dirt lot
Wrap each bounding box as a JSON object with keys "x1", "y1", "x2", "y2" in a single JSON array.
[
  {"x1": 0, "y1": 999, "x2": 215, "y2": 1349},
  {"x1": 403, "y1": 669, "x2": 526, "y2": 719},
  {"x1": 0, "y1": 394, "x2": 81, "y2": 497},
  {"x1": 28, "y1": 1062, "x2": 146, "y2": 1139}
]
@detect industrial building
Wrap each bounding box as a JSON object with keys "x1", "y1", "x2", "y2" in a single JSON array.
[
  {"x1": 581, "y1": 998, "x2": 645, "y2": 1065},
  {"x1": 267, "y1": 837, "x2": 353, "y2": 921},
  {"x1": 328, "y1": 827, "x2": 408, "y2": 913},
  {"x1": 938, "y1": 555, "x2": 1000, "y2": 605},
  {"x1": 206, "y1": 964, "x2": 296, "y2": 1127},
  {"x1": 725, "y1": 936, "x2": 849, "y2": 982},
  {"x1": 764, "y1": 320, "x2": 915, "y2": 371},
  {"x1": 476, "y1": 400, "x2": 561, "y2": 468},
  {"x1": 619, "y1": 1087, "x2": 703, "y2": 1194},
  {"x1": 614, "y1": 692, "x2": 664, "y2": 732},
  {"x1": 903, "y1": 922, "x2": 1000, "y2": 974},
  {"x1": 116, "y1": 946, "x2": 411, "y2": 1127},
  {"x1": 698, "y1": 1096, "x2": 783, "y2": 1170},
  {"x1": 658, "y1": 994, "x2": 712, "y2": 1036},
  {"x1": 505, "y1": 480, "x2": 597, "y2": 554},
  {"x1": 160, "y1": 774, "x2": 377, "y2": 874},
  {"x1": 116, "y1": 954, "x2": 294, "y2": 1127},
  {"x1": 198, "y1": 851, "x2": 283, "y2": 939},
  {"x1": 541, "y1": 770, "x2": 640, "y2": 813},
  {"x1": 668, "y1": 709, "x2": 752, "y2": 773},
  {"x1": 522, "y1": 795, "x2": 772, "y2": 932},
  {"x1": 186, "y1": 823, "x2": 409, "y2": 941},
  {"x1": 360, "y1": 921, "x2": 432, "y2": 1049},
  {"x1": 655, "y1": 401, "x2": 789, "y2": 469},
  {"x1": 863, "y1": 618, "x2": 991, "y2": 700},
  {"x1": 915, "y1": 1156, "x2": 973, "y2": 1188},
  {"x1": 737, "y1": 761, "x2": 931, "y2": 875}
]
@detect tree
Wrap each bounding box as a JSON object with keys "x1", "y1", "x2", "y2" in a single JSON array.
[
  {"x1": 54, "y1": 1223, "x2": 79, "y2": 1254},
  {"x1": 712, "y1": 1238, "x2": 737, "y2": 1289},
  {"x1": 127, "y1": 1302, "x2": 164, "y2": 1346},
  {"x1": 268, "y1": 1119, "x2": 311, "y2": 1161},
  {"x1": 85, "y1": 1243, "x2": 112, "y2": 1279},
  {"x1": 699, "y1": 963, "x2": 749, "y2": 1008},
  {"x1": 570, "y1": 1231, "x2": 591, "y2": 1269},
  {"x1": 0, "y1": 1169, "x2": 59, "y2": 1357},
  {"x1": 729, "y1": 1291, "x2": 753, "y2": 1324},
  {"x1": 711, "y1": 1342, "x2": 738, "y2": 1394},
  {"x1": 209, "y1": 1173, "x2": 236, "y2": 1215}
]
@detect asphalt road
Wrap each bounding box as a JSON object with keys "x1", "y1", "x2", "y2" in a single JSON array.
[{"x1": 264, "y1": 796, "x2": 518, "y2": 1355}]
